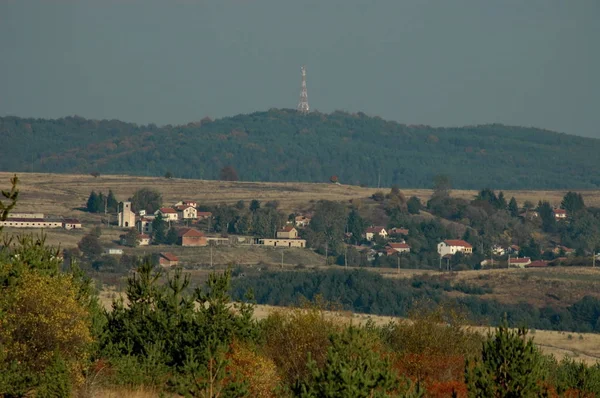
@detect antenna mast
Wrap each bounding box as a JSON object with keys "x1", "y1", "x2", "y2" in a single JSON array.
[{"x1": 297, "y1": 66, "x2": 310, "y2": 114}]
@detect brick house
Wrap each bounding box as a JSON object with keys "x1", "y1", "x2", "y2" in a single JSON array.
[
  {"x1": 553, "y1": 208, "x2": 567, "y2": 220},
  {"x1": 159, "y1": 252, "x2": 179, "y2": 267},
  {"x1": 177, "y1": 228, "x2": 207, "y2": 247}
]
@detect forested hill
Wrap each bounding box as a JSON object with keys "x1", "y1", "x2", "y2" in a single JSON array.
[{"x1": 2, "y1": 109, "x2": 599, "y2": 189}]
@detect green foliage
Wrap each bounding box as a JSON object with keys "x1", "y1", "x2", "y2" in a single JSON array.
[
  {"x1": 561, "y1": 191, "x2": 585, "y2": 214},
  {"x1": 407, "y1": 196, "x2": 422, "y2": 215},
  {"x1": 465, "y1": 323, "x2": 544, "y2": 397},
  {"x1": 0, "y1": 175, "x2": 19, "y2": 230},
  {"x1": 306, "y1": 200, "x2": 348, "y2": 255},
  {"x1": 151, "y1": 213, "x2": 166, "y2": 244},
  {"x1": 5, "y1": 111, "x2": 600, "y2": 189},
  {"x1": 78, "y1": 233, "x2": 103, "y2": 260},
  {"x1": 122, "y1": 228, "x2": 140, "y2": 247},
  {"x1": 508, "y1": 197, "x2": 519, "y2": 217},
  {"x1": 165, "y1": 227, "x2": 178, "y2": 245},
  {"x1": 102, "y1": 263, "x2": 258, "y2": 394},
  {"x1": 130, "y1": 188, "x2": 162, "y2": 213},
  {"x1": 293, "y1": 326, "x2": 402, "y2": 398}
]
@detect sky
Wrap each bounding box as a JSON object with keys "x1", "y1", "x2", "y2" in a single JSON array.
[{"x1": 1, "y1": 1, "x2": 599, "y2": 137}]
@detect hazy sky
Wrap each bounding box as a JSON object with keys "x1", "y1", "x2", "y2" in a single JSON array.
[{"x1": 1, "y1": 1, "x2": 599, "y2": 137}]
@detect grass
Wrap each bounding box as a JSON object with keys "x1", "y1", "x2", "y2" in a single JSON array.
[{"x1": 4, "y1": 171, "x2": 600, "y2": 217}]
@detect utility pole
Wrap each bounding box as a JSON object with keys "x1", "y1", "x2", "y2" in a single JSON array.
[
  {"x1": 210, "y1": 244, "x2": 213, "y2": 267},
  {"x1": 439, "y1": 255, "x2": 442, "y2": 271},
  {"x1": 281, "y1": 250, "x2": 284, "y2": 269},
  {"x1": 593, "y1": 249, "x2": 596, "y2": 268},
  {"x1": 508, "y1": 254, "x2": 511, "y2": 269},
  {"x1": 325, "y1": 242, "x2": 328, "y2": 266},
  {"x1": 397, "y1": 254, "x2": 400, "y2": 274},
  {"x1": 104, "y1": 196, "x2": 108, "y2": 227},
  {"x1": 344, "y1": 245, "x2": 348, "y2": 269}
]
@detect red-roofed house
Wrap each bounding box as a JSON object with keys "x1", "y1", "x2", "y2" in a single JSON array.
[
  {"x1": 553, "y1": 208, "x2": 567, "y2": 220},
  {"x1": 526, "y1": 260, "x2": 548, "y2": 268},
  {"x1": 365, "y1": 226, "x2": 387, "y2": 241},
  {"x1": 155, "y1": 207, "x2": 178, "y2": 221},
  {"x1": 388, "y1": 227, "x2": 409, "y2": 236},
  {"x1": 509, "y1": 257, "x2": 532, "y2": 268},
  {"x1": 277, "y1": 226, "x2": 298, "y2": 239},
  {"x1": 174, "y1": 200, "x2": 197, "y2": 209},
  {"x1": 294, "y1": 215, "x2": 311, "y2": 228},
  {"x1": 386, "y1": 242, "x2": 411, "y2": 255},
  {"x1": 197, "y1": 211, "x2": 213, "y2": 220},
  {"x1": 158, "y1": 252, "x2": 179, "y2": 267},
  {"x1": 177, "y1": 228, "x2": 207, "y2": 247},
  {"x1": 437, "y1": 240, "x2": 473, "y2": 257}
]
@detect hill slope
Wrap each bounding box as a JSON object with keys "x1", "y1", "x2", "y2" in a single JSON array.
[{"x1": 2, "y1": 109, "x2": 599, "y2": 189}]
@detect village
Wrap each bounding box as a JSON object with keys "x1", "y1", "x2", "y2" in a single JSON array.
[{"x1": 0, "y1": 192, "x2": 578, "y2": 271}]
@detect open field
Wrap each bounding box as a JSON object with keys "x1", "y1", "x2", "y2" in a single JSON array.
[{"x1": 4, "y1": 172, "x2": 600, "y2": 218}]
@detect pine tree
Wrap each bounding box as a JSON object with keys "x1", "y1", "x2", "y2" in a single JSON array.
[
  {"x1": 497, "y1": 192, "x2": 507, "y2": 210},
  {"x1": 152, "y1": 213, "x2": 166, "y2": 244},
  {"x1": 106, "y1": 189, "x2": 119, "y2": 212},
  {"x1": 166, "y1": 227, "x2": 179, "y2": 245},
  {"x1": 293, "y1": 326, "x2": 411, "y2": 398},
  {"x1": 508, "y1": 197, "x2": 519, "y2": 217},
  {"x1": 86, "y1": 191, "x2": 100, "y2": 213},
  {"x1": 465, "y1": 322, "x2": 545, "y2": 397}
]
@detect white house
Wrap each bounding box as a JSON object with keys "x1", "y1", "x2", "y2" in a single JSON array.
[
  {"x1": 509, "y1": 257, "x2": 532, "y2": 268},
  {"x1": 277, "y1": 226, "x2": 298, "y2": 239},
  {"x1": 365, "y1": 226, "x2": 387, "y2": 241},
  {"x1": 105, "y1": 248, "x2": 124, "y2": 255},
  {"x1": 553, "y1": 208, "x2": 567, "y2": 220},
  {"x1": 155, "y1": 207, "x2": 178, "y2": 222},
  {"x1": 63, "y1": 219, "x2": 82, "y2": 230},
  {"x1": 294, "y1": 215, "x2": 311, "y2": 228},
  {"x1": 174, "y1": 200, "x2": 197, "y2": 209},
  {"x1": 437, "y1": 240, "x2": 473, "y2": 257},
  {"x1": 491, "y1": 245, "x2": 506, "y2": 256},
  {"x1": 176, "y1": 205, "x2": 197, "y2": 220},
  {"x1": 138, "y1": 234, "x2": 151, "y2": 246}
]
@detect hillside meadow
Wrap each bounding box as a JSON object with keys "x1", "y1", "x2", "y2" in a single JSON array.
[{"x1": 3, "y1": 172, "x2": 600, "y2": 217}]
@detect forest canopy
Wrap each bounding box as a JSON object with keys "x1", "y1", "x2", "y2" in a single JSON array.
[{"x1": 2, "y1": 109, "x2": 600, "y2": 189}]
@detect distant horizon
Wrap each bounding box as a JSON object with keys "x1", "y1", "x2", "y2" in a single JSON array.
[
  {"x1": 1, "y1": 1, "x2": 598, "y2": 138},
  {"x1": 0, "y1": 108, "x2": 575, "y2": 137}
]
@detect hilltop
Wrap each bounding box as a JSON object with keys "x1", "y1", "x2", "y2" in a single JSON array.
[{"x1": 2, "y1": 109, "x2": 600, "y2": 189}]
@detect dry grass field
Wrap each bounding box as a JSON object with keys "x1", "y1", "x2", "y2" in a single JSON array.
[{"x1": 3, "y1": 171, "x2": 600, "y2": 217}]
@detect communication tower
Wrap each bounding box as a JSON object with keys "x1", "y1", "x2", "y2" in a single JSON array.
[{"x1": 297, "y1": 66, "x2": 310, "y2": 114}]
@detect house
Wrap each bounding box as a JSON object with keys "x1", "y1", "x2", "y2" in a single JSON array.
[
  {"x1": 197, "y1": 211, "x2": 213, "y2": 220},
  {"x1": 138, "y1": 234, "x2": 151, "y2": 246},
  {"x1": 552, "y1": 245, "x2": 574, "y2": 256},
  {"x1": 491, "y1": 245, "x2": 506, "y2": 256},
  {"x1": 259, "y1": 238, "x2": 306, "y2": 248},
  {"x1": 9, "y1": 212, "x2": 45, "y2": 219},
  {"x1": 105, "y1": 248, "x2": 124, "y2": 255},
  {"x1": 177, "y1": 228, "x2": 207, "y2": 247},
  {"x1": 63, "y1": 219, "x2": 82, "y2": 230},
  {"x1": 0, "y1": 217, "x2": 63, "y2": 229},
  {"x1": 294, "y1": 215, "x2": 311, "y2": 228},
  {"x1": 508, "y1": 245, "x2": 521, "y2": 254},
  {"x1": 137, "y1": 216, "x2": 154, "y2": 234},
  {"x1": 176, "y1": 205, "x2": 197, "y2": 220},
  {"x1": 519, "y1": 211, "x2": 539, "y2": 219},
  {"x1": 385, "y1": 242, "x2": 410, "y2": 255},
  {"x1": 155, "y1": 207, "x2": 178, "y2": 222},
  {"x1": 509, "y1": 257, "x2": 531, "y2": 268},
  {"x1": 526, "y1": 260, "x2": 548, "y2": 268},
  {"x1": 158, "y1": 252, "x2": 179, "y2": 267},
  {"x1": 437, "y1": 240, "x2": 473, "y2": 257},
  {"x1": 553, "y1": 208, "x2": 567, "y2": 220},
  {"x1": 365, "y1": 226, "x2": 387, "y2": 241},
  {"x1": 174, "y1": 200, "x2": 197, "y2": 209},
  {"x1": 277, "y1": 226, "x2": 298, "y2": 239},
  {"x1": 118, "y1": 201, "x2": 136, "y2": 228},
  {"x1": 388, "y1": 227, "x2": 409, "y2": 236}
]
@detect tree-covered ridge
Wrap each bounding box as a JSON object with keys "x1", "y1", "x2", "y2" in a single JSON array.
[{"x1": 2, "y1": 109, "x2": 600, "y2": 188}]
